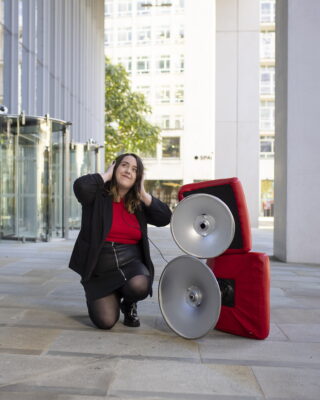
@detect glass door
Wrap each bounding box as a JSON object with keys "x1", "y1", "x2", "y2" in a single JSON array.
[
  {"x1": 0, "y1": 114, "x2": 71, "y2": 241},
  {"x1": 69, "y1": 143, "x2": 100, "y2": 230},
  {"x1": 0, "y1": 117, "x2": 16, "y2": 239},
  {"x1": 16, "y1": 117, "x2": 51, "y2": 240},
  {"x1": 52, "y1": 123, "x2": 64, "y2": 238}
]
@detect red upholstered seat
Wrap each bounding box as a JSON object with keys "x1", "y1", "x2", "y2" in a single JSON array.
[
  {"x1": 178, "y1": 178, "x2": 252, "y2": 254},
  {"x1": 207, "y1": 252, "x2": 270, "y2": 340}
]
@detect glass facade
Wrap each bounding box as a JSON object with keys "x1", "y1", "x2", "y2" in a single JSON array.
[
  {"x1": 69, "y1": 142, "x2": 100, "y2": 230},
  {"x1": 0, "y1": 114, "x2": 100, "y2": 241}
]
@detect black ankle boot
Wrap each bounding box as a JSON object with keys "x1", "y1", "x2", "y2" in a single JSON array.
[{"x1": 120, "y1": 301, "x2": 140, "y2": 327}]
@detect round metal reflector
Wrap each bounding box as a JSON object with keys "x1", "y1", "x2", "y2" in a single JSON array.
[
  {"x1": 171, "y1": 193, "x2": 235, "y2": 259},
  {"x1": 158, "y1": 255, "x2": 221, "y2": 339}
]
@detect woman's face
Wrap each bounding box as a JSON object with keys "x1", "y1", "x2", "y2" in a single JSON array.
[{"x1": 115, "y1": 155, "x2": 138, "y2": 193}]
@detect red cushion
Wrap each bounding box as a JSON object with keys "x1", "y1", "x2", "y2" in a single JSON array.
[
  {"x1": 207, "y1": 252, "x2": 270, "y2": 339},
  {"x1": 178, "y1": 178, "x2": 252, "y2": 254}
]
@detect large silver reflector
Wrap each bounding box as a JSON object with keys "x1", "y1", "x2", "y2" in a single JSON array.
[
  {"x1": 171, "y1": 193, "x2": 235, "y2": 258},
  {"x1": 158, "y1": 255, "x2": 221, "y2": 339}
]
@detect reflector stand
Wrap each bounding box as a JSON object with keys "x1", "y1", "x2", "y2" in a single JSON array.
[
  {"x1": 158, "y1": 255, "x2": 221, "y2": 339},
  {"x1": 170, "y1": 194, "x2": 235, "y2": 259}
]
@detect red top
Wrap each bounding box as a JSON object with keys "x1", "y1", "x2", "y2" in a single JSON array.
[{"x1": 105, "y1": 199, "x2": 142, "y2": 244}]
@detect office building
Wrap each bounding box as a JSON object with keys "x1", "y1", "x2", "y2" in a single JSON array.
[{"x1": 0, "y1": 0, "x2": 105, "y2": 241}]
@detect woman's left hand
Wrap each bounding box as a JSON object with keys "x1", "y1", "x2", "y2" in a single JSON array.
[{"x1": 139, "y1": 174, "x2": 152, "y2": 206}]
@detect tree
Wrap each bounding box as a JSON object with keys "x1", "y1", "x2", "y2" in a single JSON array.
[{"x1": 105, "y1": 57, "x2": 161, "y2": 165}]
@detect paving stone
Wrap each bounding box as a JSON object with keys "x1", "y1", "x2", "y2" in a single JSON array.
[
  {"x1": 278, "y1": 323, "x2": 320, "y2": 342},
  {"x1": 198, "y1": 337, "x2": 320, "y2": 367},
  {"x1": 46, "y1": 284, "x2": 85, "y2": 298},
  {"x1": 271, "y1": 279, "x2": 320, "y2": 290},
  {"x1": 0, "y1": 307, "x2": 27, "y2": 324},
  {"x1": 0, "y1": 392, "x2": 58, "y2": 400},
  {"x1": 266, "y1": 323, "x2": 288, "y2": 341},
  {"x1": 0, "y1": 353, "x2": 99, "y2": 386},
  {"x1": 0, "y1": 274, "x2": 47, "y2": 284},
  {"x1": 270, "y1": 293, "x2": 303, "y2": 308},
  {"x1": 0, "y1": 282, "x2": 61, "y2": 297},
  {"x1": 0, "y1": 294, "x2": 87, "y2": 311},
  {"x1": 0, "y1": 359, "x2": 118, "y2": 398},
  {"x1": 47, "y1": 330, "x2": 200, "y2": 360},
  {"x1": 2, "y1": 308, "x2": 92, "y2": 330},
  {"x1": 271, "y1": 308, "x2": 320, "y2": 323},
  {"x1": 0, "y1": 258, "x2": 23, "y2": 268},
  {"x1": 253, "y1": 366, "x2": 320, "y2": 399},
  {"x1": 0, "y1": 326, "x2": 62, "y2": 352},
  {"x1": 108, "y1": 359, "x2": 264, "y2": 398}
]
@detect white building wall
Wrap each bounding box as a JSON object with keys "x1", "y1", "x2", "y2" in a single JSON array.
[
  {"x1": 183, "y1": 0, "x2": 215, "y2": 183},
  {"x1": 260, "y1": 158, "x2": 274, "y2": 180},
  {"x1": 274, "y1": 0, "x2": 320, "y2": 264},
  {"x1": 215, "y1": 0, "x2": 260, "y2": 227},
  {"x1": 105, "y1": 0, "x2": 215, "y2": 184}
]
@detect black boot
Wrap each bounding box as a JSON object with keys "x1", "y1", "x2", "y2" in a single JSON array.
[{"x1": 120, "y1": 301, "x2": 140, "y2": 327}]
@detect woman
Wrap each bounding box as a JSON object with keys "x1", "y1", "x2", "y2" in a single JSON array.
[{"x1": 69, "y1": 153, "x2": 172, "y2": 330}]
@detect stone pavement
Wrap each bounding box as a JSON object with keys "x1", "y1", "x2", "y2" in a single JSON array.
[{"x1": 0, "y1": 226, "x2": 320, "y2": 400}]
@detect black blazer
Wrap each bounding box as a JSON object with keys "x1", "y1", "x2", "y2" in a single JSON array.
[{"x1": 68, "y1": 173, "x2": 172, "y2": 293}]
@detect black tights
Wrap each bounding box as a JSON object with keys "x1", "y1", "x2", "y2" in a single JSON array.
[{"x1": 87, "y1": 274, "x2": 150, "y2": 330}]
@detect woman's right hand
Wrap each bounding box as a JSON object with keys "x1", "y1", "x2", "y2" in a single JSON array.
[{"x1": 100, "y1": 161, "x2": 115, "y2": 183}]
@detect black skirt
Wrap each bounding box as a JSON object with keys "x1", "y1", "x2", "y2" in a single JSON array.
[{"x1": 82, "y1": 241, "x2": 150, "y2": 302}]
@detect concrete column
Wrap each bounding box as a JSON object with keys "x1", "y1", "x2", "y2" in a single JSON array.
[
  {"x1": 215, "y1": 0, "x2": 260, "y2": 227},
  {"x1": 53, "y1": 0, "x2": 62, "y2": 118},
  {"x1": 95, "y1": 0, "x2": 106, "y2": 149},
  {"x1": 71, "y1": 0, "x2": 80, "y2": 142},
  {"x1": 60, "y1": 0, "x2": 70, "y2": 122},
  {"x1": 36, "y1": 0, "x2": 50, "y2": 115},
  {"x1": 3, "y1": 0, "x2": 19, "y2": 113},
  {"x1": 22, "y1": 0, "x2": 36, "y2": 115},
  {"x1": 184, "y1": 0, "x2": 215, "y2": 183},
  {"x1": 274, "y1": 0, "x2": 320, "y2": 264}
]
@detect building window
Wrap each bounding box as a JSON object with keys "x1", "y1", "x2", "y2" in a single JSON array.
[
  {"x1": 174, "y1": 85, "x2": 184, "y2": 103},
  {"x1": 260, "y1": 31, "x2": 275, "y2": 59},
  {"x1": 156, "y1": 55, "x2": 170, "y2": 73},
  {"x1": 261, "y1": 179, "x2": 274, "y2": 217},
  {"x1": 156, "y1": 86, "x2": 170, "y2": 103},
  {"x1": 260, "y1": 135, "x2": 274, "y2": 158},
  {"x1": 162, "y1": 137, "x2": 180, "y2": 158},
  {"x1": 177, "y1": 54, "x2": 184, "y2": 73},
  {"x1": 260, "y1": 66, "x2": 275, "y2": 96},
  {"x1": 137, "y1": 26, "x2": 151, "y2": 44},
  {"x1": 139, "y1": 145, "x2": 157, "y2": 159},
  {"x1": 105, "y1": 29, "x2": 113, "y2": 47},
  {"x1": 160, "y1": 115, "x2": 170, "y2": 129},
  {"x1": 174, "y1": 115, "x2": 184, "y2": 129},
  {"x1": 137, "y1": 1, "x2": 151, "y2": 15},
  {"x1": 136, "y1": 56, "x2": 150, "y2": 74},
  {"x1": 136, "y1": 85, "x2": 151, "y2": 101},
  {"x1": 176, "y1": 0, "x2": 185, "y2": 12},
  {"x1": 156, "y1": 2, "x2": 172, "y2": 14},
  {"x1": 117, "y1": 57, "x2": 132, "y2": 74},
  {"x1": 260, "y1": 100, "x2": 274, "y2": 131},
  {"x1": 105, "y1": 1, "x2": 113, "y2": 17},
  {"x1": 118, "y1": 1, "x2": 132, "y2": 16},
  {"x1": 117, "y1": 27, "x2": 132, "y2": 45},
  {"x1": 261, "y1": 0, "x2": 275, "y2": 24},
  {"x1": 155, "y1": 26, "x2": 171, "y2": 44},
  {"x1": 176, "y1": 25, "x2": 184, "y2": 43}
]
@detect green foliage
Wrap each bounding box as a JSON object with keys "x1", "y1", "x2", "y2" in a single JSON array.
[{"x1": 105, "y1": 57, "x2": 160, "y2": 165}]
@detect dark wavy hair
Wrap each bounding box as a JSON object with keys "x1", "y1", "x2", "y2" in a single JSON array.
[{"x1": 107, "y1": 153, "x2": 144, "y2": 213}]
